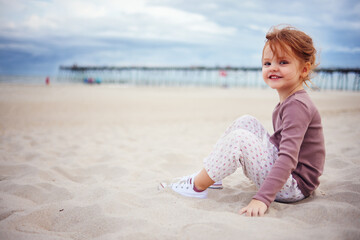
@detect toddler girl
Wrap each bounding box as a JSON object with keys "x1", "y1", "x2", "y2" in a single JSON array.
[{"x1": 167, "y1": 25, "x2": 325, "y2": 217}]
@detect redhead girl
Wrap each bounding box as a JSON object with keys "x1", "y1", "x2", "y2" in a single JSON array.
[{"x1": 166, "y1": 25, "x2": 325, "y2": 217}]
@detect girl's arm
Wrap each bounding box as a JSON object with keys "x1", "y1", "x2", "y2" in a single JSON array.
[
  {"x1": 254, "y1": 100, "x2": 311, "y2": 206},
  {"x1": 242, "y1": 99, "x2": 312, "y2": 216}
]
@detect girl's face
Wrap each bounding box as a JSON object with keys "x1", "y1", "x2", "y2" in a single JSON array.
[{"x1": 262, "y1": 44, "x2": 304, "y2": 96}]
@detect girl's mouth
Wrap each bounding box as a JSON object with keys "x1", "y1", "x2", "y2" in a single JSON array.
[{"x1": 269, "y1": 75, "x2": 282, "y2": 79}]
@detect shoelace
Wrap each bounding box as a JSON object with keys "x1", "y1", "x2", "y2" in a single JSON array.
[{"x1": 173, "y1": 176, "x2": 192, "y2": 189}]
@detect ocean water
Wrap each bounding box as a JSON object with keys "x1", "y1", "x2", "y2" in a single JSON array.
[{"x1": 1, "y1": 69, "x2": 359, "y2": 91}]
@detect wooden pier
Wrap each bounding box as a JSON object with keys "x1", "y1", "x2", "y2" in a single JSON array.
[{"x1": 58, "y1": 65, "x2": 360, "y2": 91}]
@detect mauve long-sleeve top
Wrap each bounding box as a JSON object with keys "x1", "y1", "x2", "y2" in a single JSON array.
[{"x1": 253, "y1": 90, "x2": 325, "y2": 207}]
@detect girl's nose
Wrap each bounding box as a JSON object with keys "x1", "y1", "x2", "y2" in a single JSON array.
[{"x1": 270, "y1": 63, "x2": 278, "y2": 71}]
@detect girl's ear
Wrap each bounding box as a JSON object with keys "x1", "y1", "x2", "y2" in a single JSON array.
[{"x1": 301, "y1": 62, "x2": 311, "y2": 78}]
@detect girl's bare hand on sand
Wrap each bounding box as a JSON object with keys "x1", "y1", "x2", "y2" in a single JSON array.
[{"x1": 239, "y1": 199, "x2": 268, "y2": 217}]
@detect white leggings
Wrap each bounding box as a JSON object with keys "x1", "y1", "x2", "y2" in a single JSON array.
[{"x1": 203, "y1": 115, "x2": 304, "y2": 203}]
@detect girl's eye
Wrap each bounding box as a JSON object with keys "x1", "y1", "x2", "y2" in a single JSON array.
[
  {"x1": 263, "y1": 62, "x2": 271, "y2": 66},
  {"x1": 280, "y1": 60, "x2": 289, "y2": 65}
]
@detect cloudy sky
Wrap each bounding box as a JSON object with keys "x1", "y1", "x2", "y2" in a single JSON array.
[{"x1": 0, "y1": 0, "x2": 359, "y2": 75}]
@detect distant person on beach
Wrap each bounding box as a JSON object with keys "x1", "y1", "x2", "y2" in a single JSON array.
[{"x1": 164, "y1": 25, "x2": 325, "y2": 217}]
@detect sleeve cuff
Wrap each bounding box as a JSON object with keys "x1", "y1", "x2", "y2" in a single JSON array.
[{"x1": 252, "y1": 195, "x2": 271, "y2": 208}]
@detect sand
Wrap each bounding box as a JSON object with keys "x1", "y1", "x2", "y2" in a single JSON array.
[{"x1": 0, "y1": 84, "x2": 359, "y2": 240}]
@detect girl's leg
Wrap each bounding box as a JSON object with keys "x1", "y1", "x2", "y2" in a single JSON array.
[
  {"x1": 203, "y1": 128, "x2": 272, "y2": 184},
  {"x1": 194, "y1": 168, "x2": 214, "y2": 191},
  {"x1": 203, "y1": 115, "x2": 273, "y2": 183},
  {"x1": 171, "y1": 114, "x2": 304, "y2": 202},
  {"x1": 220, "y1": 115, "x2": 270, "y2": 141},
  {"x1": 202, "y1": 115, "x2": 304, "y2": 202},
  {"x1": 204, "y1": 115, "x2": 270, "y2": 190},
  {"x1": 170, "y1": 115, "x2": 267, "y2": 198}
]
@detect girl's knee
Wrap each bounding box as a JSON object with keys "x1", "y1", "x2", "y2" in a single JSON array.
[
  {"x1": 233, "y1": 115, "x2": 255, "y2": 124},
  {"x1": 231, "y1": 115, "x2": 256, "y2": 129},
  {"x1": 238, "y1": 114, "x2": 256, "y2": 123}
]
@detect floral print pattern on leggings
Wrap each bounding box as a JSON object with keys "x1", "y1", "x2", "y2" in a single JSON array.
[{"x1": 203, "y1": 115, "x2": 304, "y2": 203}]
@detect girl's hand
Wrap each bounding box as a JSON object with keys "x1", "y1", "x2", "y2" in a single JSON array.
[{"x1": 239, "y1": 199, "x2": 268, "y2": 217}]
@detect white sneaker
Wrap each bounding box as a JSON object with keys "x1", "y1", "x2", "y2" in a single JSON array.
[
  {"x1": 170, "y1": 173, "x2": 208, "y2": 199},
  {"x1": 208, "y1": 180, "x2": 223, "y2": 189}
]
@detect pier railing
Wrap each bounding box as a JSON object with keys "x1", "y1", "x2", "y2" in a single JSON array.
[{"x1": 58, "y1": 65, "x2": 360, "y2": 91}]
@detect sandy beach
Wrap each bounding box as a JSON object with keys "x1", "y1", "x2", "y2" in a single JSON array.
[{"x1": 0, "y1": 84, "x2": 359, "y2": 240}]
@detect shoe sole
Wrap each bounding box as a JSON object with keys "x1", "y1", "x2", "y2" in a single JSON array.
[
  {"x1": 208, "y1": 184, "x2": 223, "y2": 189},
  {"x1": 171, "y1": 186, "x2": 208, "y2": 199}
]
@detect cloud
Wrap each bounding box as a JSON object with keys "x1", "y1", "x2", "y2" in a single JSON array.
[
  {"x1": 247, "y1": 24, "x2": 268, "y2": 34},
  {"x1": 324, "y1": 46, "x2": 360, "y2": 53},
  {"x1": 0, "y1": 0, "x2": 359, "y2": 75},
  {"x1": 0, "y1": 42, "x2": 51, "y2": 55},
  {"x1": 0, "y1": 0, "x2": 237, "y2": 45}
]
